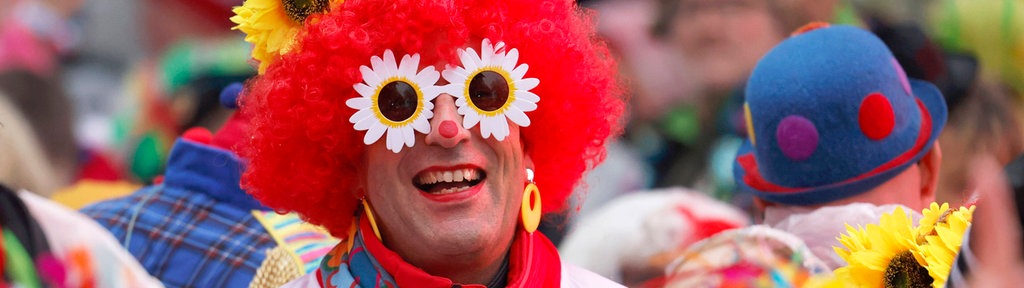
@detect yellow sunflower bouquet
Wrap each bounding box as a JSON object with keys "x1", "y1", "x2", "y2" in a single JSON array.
[{"x1": 832, "y1": 203, "x2": 974, "y2": 287}]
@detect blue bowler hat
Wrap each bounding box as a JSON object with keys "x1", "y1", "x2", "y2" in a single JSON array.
[{"x1": 733, "y1": 24, "x2": 948, "y2": 206}]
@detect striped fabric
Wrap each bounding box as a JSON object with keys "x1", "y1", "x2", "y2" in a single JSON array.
[{"x1": 252, "y1": 211, "x2": 338, "y2": 274}]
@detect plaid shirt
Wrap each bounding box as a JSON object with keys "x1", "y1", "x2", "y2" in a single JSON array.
[{"x1": 82, "y1": 139, "x2": 276, "y2": 288}]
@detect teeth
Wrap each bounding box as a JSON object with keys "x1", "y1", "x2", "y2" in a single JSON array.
[
  {"x1": 416, "y1": 168, "x2": 481, "y2": 185},
  {"x1": 434, "y1": 186, "x2": 468, "y2": 195}
]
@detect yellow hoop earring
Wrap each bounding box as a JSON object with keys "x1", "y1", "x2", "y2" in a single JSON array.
[
  {"x1": 521, "y1": 181, "x2": 542, "y2": 234},
  {"x1": 362, "y1": 198, "x2": 382, "y2": 241}
]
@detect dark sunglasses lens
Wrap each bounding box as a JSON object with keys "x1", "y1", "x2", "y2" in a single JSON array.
[
  {"x1": 378, "y1": 81, "x2": 419, "y2": 122},
  {"x1": 468, "y1": 71, "x2": 510, "y2": 112}
]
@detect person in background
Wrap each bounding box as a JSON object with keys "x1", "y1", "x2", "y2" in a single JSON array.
[
  {"x1": 0, "y1": 0, "x2": 82, "y2": 194},
  {"x1": 559, "y1": 188, "x2": 749, "y2": 285},
  {"x1": 733, "y1": 23, "x2": 947, "y2": 269},
  {"x1": 922, "y1": 0, "x2": 1024, "y2": 205},
  {"x1": 0, "y1": 89, "x2": 63, "y2": 196},
  {"x1": 645, "y1": 0, "x2": 790, "y2": 189},
  {"x1": 661, "y1": 225, "x2": 833, "y2": 287},
  {"x1": 0, "y1": 182, "x2": 163, "y2": 287},
  {"x1": 951, "y1": 155, "x2": 1024, "y2": 287},
  {"x1": 0, "y1": 70, "x2": 78, "y2": 191},
  {"x1": 81, "y1": 85, "x2": 337, "y2": 287}
]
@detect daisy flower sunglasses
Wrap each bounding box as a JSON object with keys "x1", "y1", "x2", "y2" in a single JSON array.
[{"x1": 346, "y1": 39, "x2": 540, "y2": 153}]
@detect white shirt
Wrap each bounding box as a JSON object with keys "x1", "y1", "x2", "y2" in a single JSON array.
[{"x1": 763, "y1": 203, "x2": 921, "y2": 269}]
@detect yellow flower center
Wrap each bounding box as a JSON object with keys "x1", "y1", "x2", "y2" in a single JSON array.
[{"x1": 884, "y1": 251, "x2": 933, "y2": 288}]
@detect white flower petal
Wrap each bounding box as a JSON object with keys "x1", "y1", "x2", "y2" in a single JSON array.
[
  {"x1": 515, "y1": 90, "x2": 540, "y2": 104},
  {"x1": 441, "y1": 65, "x2": 463, "y2": 82},
  {"x1": 478, "y1": 116, "x2": 495, "y2": 139},
  {"x1": 491, "y1": 54, "x2": 506, "y2": 71},
  {"x1": 455, "y1": 97, "x2": 468, "y2": 107},
  {"x1": 360, "y1": 66, "x2": 383, "y2": 88},
  {"x1": 403, "y1": 126, "x2": 415, "y2": 147},
  {"x1": 364, "y1": 124, "x2": 386, "y2": 145},
  {"x1": 512, "y1": 97, "x2": 538, "y2": 112},
  {"x1": 490, "y1": 116, "x2": 510, "y2": 141},
  {"x1": 511, "y1": 64, "x2": 529, "y2": 80},
  {"x1": 412, "y1": 117, "x2": 430, "y2": 133},
  {"x1": 416, "y1": 66, "x2": 440, "y2": 87},
  {"x1": 515, "y1": 77, "x2": 539, "y2": 91},
  {"x1": 346, "y1": 96, "x2": 372, "y2": 109},
  {"x1": 370, "y1": 55, "x2": 385, "y2": 76},
  {"x1": 503, "y1": 48, "x2": 519, "y2": 72},
  {"x1": 463, "y1": 112, "x2": 481, "y2": 129},
  {"x1": 421, "y1": 87, "x2": 441, "y2": 102},
  {"x1": 443, "y1": 84, "x2": 464, "y2": 98},
  {"x1": 353, "y1": 84, "x2": 375, "y2": 99},
  {"x1": 398, "y1": 54, "x2": 418, "y2": 77},
  {"x1": 457, "y1": 105, "x2": 472, "y2": 117},
  {"x1": 350, "y1": 107, "x2": 376, "y2": 124},
  {"x1": 481, "y1": 40, "x2": 493, "y2": 66},
  {"x1": 461, "y1": 48, "x2": 481, "y2": 71},
  {"x1": 353, "y1": 114, "x2": 378, "y2": 130},
  {"x1": 383, "y1": 50, "x2": 398, "y2": 77},
  {"x1": 386, "y1": 127, "x2": 402, "y2": 153},
  {"x1": 498, "y1": 117, "x2": 511, "y2": 141},
  {"x1": 422, "y1": 100, "x2": 435, "y2": 115},
  {"x1": 505, "y1": 107, "x2": 531, "y2": 127}
]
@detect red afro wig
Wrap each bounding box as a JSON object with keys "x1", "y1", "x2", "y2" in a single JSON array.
[{"x1": 241, "y1": 0, "x2": 624, "y2": 237}]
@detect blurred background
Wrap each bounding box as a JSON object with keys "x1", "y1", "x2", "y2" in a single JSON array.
[
  {"x1": 0, "y1": 0, "x2": 253, "y2": 202},
  {"x1": 1, "y1": 0, "x2": 1022, "y2": 286}
]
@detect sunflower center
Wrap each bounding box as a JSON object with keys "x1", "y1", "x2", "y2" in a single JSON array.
[
  {"x1": 884, "y1": 251, "x2": 933, "y2": 288},
  {"x1": 282, "y1": 0, "x2": 330, "y2": 22}
]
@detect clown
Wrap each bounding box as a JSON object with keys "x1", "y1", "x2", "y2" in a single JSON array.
[{"x1": 231, "y1": 0, "x2": 626, "y2": 287}]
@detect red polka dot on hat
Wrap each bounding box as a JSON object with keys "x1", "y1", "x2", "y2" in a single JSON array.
[{"x1": 858, "y1": 93, "x2": 895, "y2": 140}]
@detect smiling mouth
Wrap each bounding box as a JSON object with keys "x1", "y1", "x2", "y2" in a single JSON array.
[{"x1": 413, "y1": 167, "x2": 486, "y2": 195}]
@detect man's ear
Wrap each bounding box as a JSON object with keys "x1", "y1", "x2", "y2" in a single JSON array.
[{"x1": 919, "y1": 143, "x2": 943, "y2": 204}]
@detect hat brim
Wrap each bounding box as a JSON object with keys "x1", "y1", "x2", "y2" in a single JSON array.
[{"x1": 733, "y1": 79, "x2": 948, "y2": 205}]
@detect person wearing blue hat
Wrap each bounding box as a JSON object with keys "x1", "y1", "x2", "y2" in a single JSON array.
[{"x1": 733, "y1": 23, "x2": 947, "y2": 269}]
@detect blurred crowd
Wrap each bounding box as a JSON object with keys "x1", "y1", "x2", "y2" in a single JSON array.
[{"x1": 1, "y1": 0, "x2": 1023, "y2": 287}]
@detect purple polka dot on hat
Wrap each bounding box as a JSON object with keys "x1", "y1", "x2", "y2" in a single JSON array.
[
  {"x1": 776, "y1": 115, "x2": 818, "y2": 161},
  {"x1": 892, "y1": 58, "x2": 912, "y2": 97}
]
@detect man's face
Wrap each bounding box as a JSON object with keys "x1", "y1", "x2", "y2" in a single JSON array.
[
  {"x1": 362, "y1": 93, "x2": 527, "y2": 272},
  {"x1": 670, "y1": 0, "x2": 785, "y2": 94}
]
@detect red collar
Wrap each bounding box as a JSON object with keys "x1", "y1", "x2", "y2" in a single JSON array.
[{"x1": 354, "y1": 218, "x2": 562, "y2": 288}]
